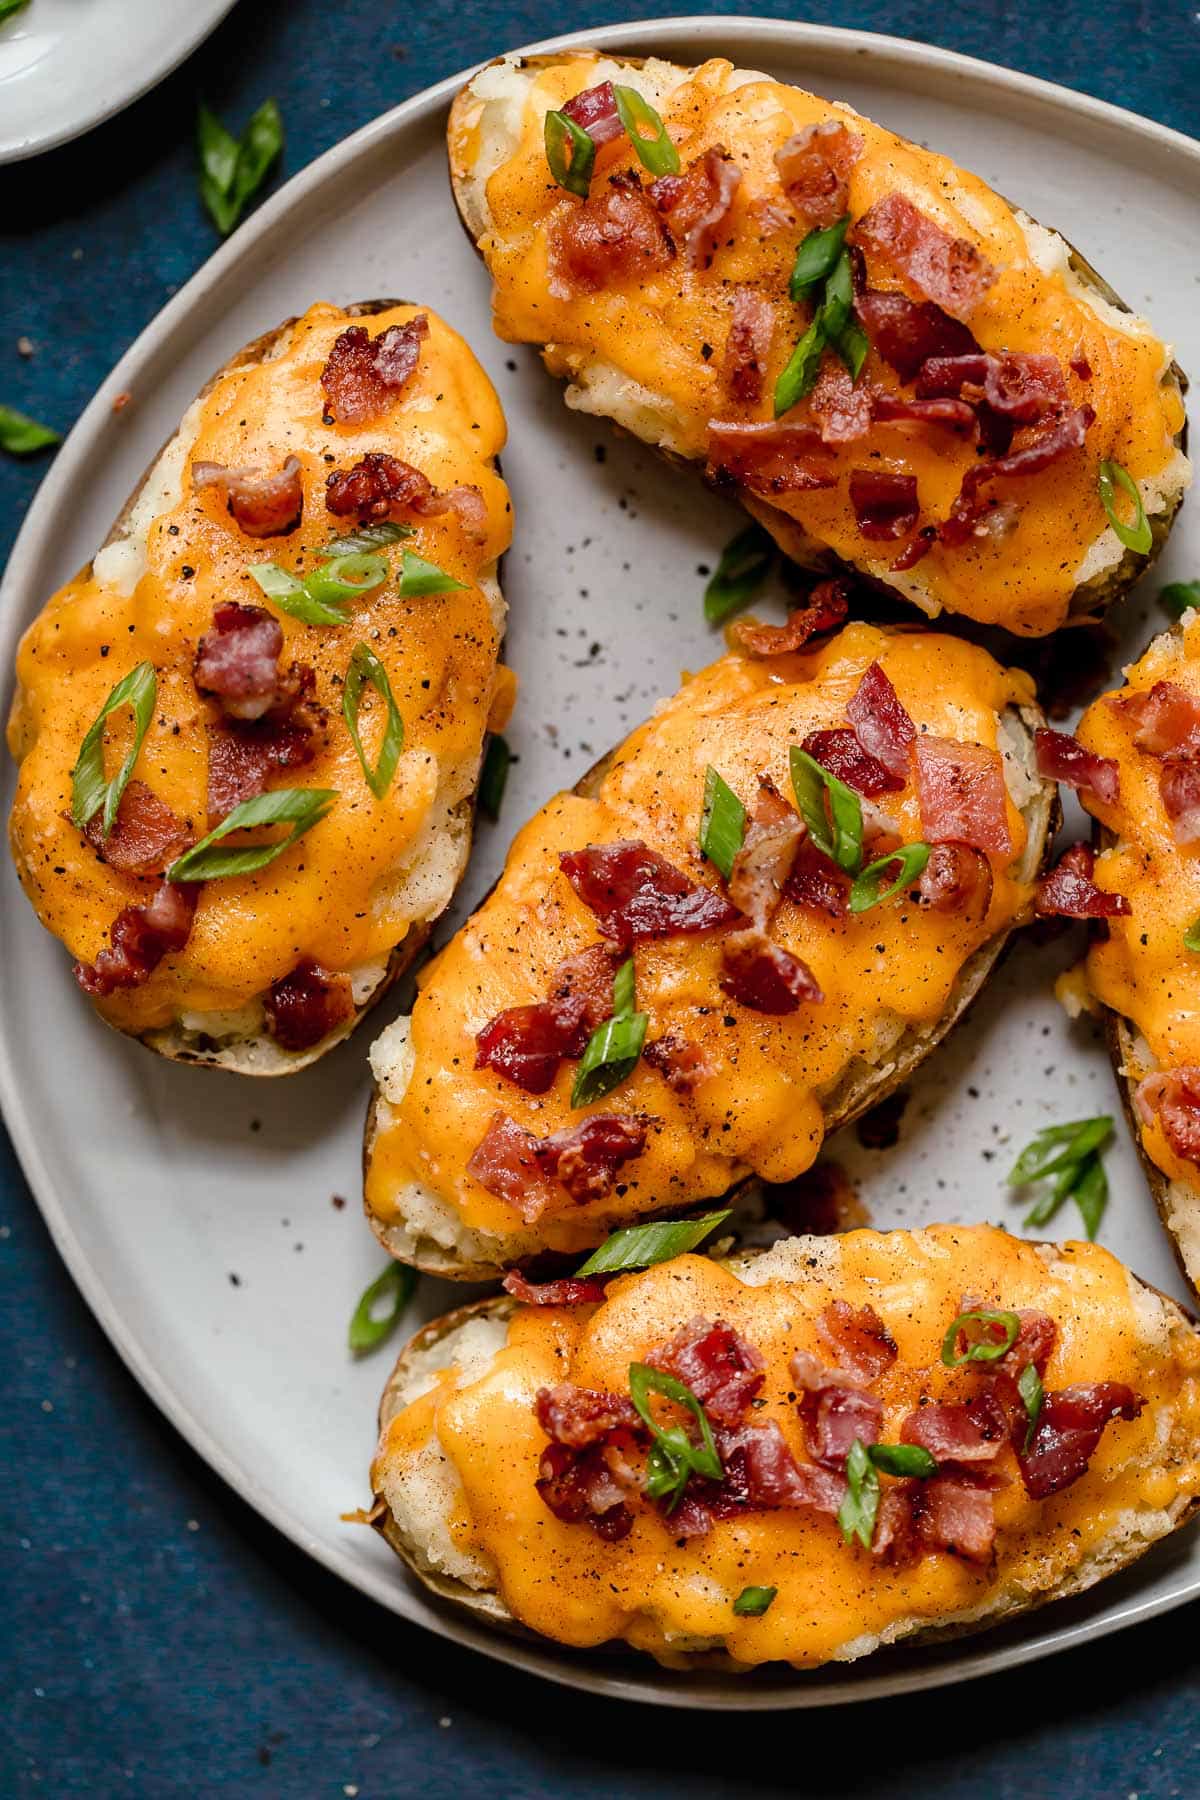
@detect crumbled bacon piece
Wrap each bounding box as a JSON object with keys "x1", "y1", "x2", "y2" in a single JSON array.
[
  {"x1": 536, "y1": 1384, "x2": 639, "y2": 1447},
  {"x1": 915, "y1": 736, "x2": 1012, "y2": 858},
  {"x1": 648, "y1": 146, "x2": 740, "y2": 268},
  {"x1": 784, "y1": 839, "x2": 849, "y2": 916},
  {"x1": 853, "y1": 289, "x2": 979, "y2": 383},
  {"x1": 262, "y1": 961, "x2": 354, "y2": 1052},
  {"x1": 802, "y1": 726, "x2": 903, "y2": 797},
  {"x1": 560, "y1": 81, "x2": 624, "y2": 147},
  {"x1": 816, "y1": 1299, "x2": 898, "y2": 1383},
  {"x1": 325, "y1": 451, "x2": 447, "y2": 523},
  {"x1": 773, "y1": 120, "x2": 863, "y2": 227},
  {"x1": 915, "y1": 842, "x2": 993, "y2": 918},
  {"x1": 731, "y1": 579, "x2": 850, "y2": 659},
  {"x1": 192, "y1": 455, "x2": 304, "y2": 537},
  {"x1": 1118, "y1": 680, "x2": 1200, "y2": 756},
  {"x1": 320, "y1": 317, "x2": 428, "y2": 424},
  {"x1": 846, "y1": 661, "x2": 916, "y2": 783},
  {"x1": 1035, "y1": 842, "x2": 1130, "y2": 919},
  {"x1": 1034, "y1": 727, "x2": 1120, "y2": 807},
  {"x1": 727, "y1": 781, "x2": 804, "y2": 925},
  {"x1": 206, "y1": 714, "x2": 316, "y2": 823},
  {"x1": 1016, "y1": 1383, "x2": 1142, "y2": 1500},
  {"x1": 549, "y1": 172, "x2": 674, "y2": 296},
  {"x1": 940, "y1": 404, "x2": 1095, "y2": 546},
  {"x1": 1135, "y1": 1068, "x2": 1200, "y2": 1166},
  {"x1": 535, "y1": 1440, "x2": 634, "y2": 1540},
  {"x1": 80, "y1": 779, "x2": 189, "y2": 876},
  {"x1": 474, "y1": 945, "x2": 616, "y2": 1094},
  {"x1": 643, "y1": 1033, "x2": 718, "y2": 1094},
  {"x1": 1003, "y1": 1309, "x2": 1058, "y2": 1375},
  {"x1": 668, "y1": 1421, "x2": 848, "y2": 1537},
  {"x1": 790, "y1": 1348, "x2": 883, "y2": 1469},
  {"x1": 560, "y1": 840, "x2": 740, "y2": 948},
  {"x1": 647, "y1": 1317, "x2": 765, "y2": 1427},
  {"x1": 900, "y1": 1395, "x2": 1008, "y2": 1463},
  {"x1": 465, "y1": 1112, "x2": 565, "y2": 1221},
  {"x1": 912, "y1": 1470, "x2": 998, "y2": 1561},
  {"x1": 809, "y1": 359, "x2": 873, "y2": 443},
  {"x1": 852, "y1": 193, "x2": 997, "y2": 319},
  {"x1": 722, "y1": 287, "x2": 774, "y2": 406},
  {"x1": 917, "y1": 351, "x2": 1067, "y2": 425},
  {"x1": 720, "y1": 933, "x2": 824, "y2": 1013},
  {"x1": 467, "y1": 1110, "x2": 647, "y2": 1221},
  {"x1": 74, "y1": 880, "x2": 198, "y2": 998},
  {"x1": 1161, "y1": 757, "x2": 1200, "y2": 845},
  {"x1": 849, "y1": 469, "x2": 920, "y2": 541},
  {"x1": 890, "y1": 527, "x2": 938, "y2": 572},
  {"x1": 870, "y1": 393, "x2": 975, "y2": 432},
  {"x1": 504, "y1": 1272, "x2": 607, "y2": 1307},
  {"x1": 1070, "y1": 350, "x2": 1093, "y2": 380},
  {"x1": 194, "y1": 602, "x2": 289, "y2": 722},
  {"x1": 705, "y1": 419, "x2": 836, "y2": 496}
]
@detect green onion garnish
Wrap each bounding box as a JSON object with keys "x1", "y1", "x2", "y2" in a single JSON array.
[
  {"x1": 1162, "y1": 580, "x2": 1200, "y2": 619},
  {"x1": 318, "y1": 521, "x2": 412, "y2": 558},
  {"x1": 248, "y1": 560, "x2": 359, "y2": 626},
  {"x1": 348, "y1": 1262, "x2": 417, "y2": 1355},
  {"x1": 1017, "y1": 1361, "x2": 1044, "y2": 1453},
  {"x1": 849, "y1": 843, "x2": 931, "y2": 913},
  {"x1": 775, "y1": 247, "x2": 859, "y2": 416},
  {"x1": 941, "y1": 1309, "x2": 1021, "y2": 1367},
  {"x1": 703, "y1": 523, "x2": 777, "y2": 626},
  {"x1": 774, "y1": 317, "x2": 826, "y2": 416},
  {"x1": 575, "y1": 1211, "x2": 732, "y2": 1277},
  {"x1": 70, "y1": 660, "x2": 157, "y2": 838},
  {"x1": 1184, "y1": 917, "x2": 1200, "y2": 953},
  {"x1": 613, "y1": 85, "x2": 680, "y2": 176},
  {"x1": 1098, "y1": 460, "x2": 1152, "y2": 556},
  {"x1": 789, "y1": 746, "x2": 863, "y2": 874},
  {"x1": 699, "y1": 766, "x2": 747, "y2": 880},
  {"x1": 0, "y1": 1, "x2": 31, "y2": 24},
  {"x1": 197, "y1": 98, "x2": 283, "y2": 238},
  {"x1": 733, "y1": 1585, "x2": 777, "y2": 1617},
  {"x1": 628, "y1": 1362, "x2": 723, "y2": 1510},
  {"x1": 833, "y1": 317, "x2": 870, "y2": 381},
  {"x1": 867, "y1": 1443, "x2": 937, "y2": 1479},
  {"x1": 399, "y1": 550, "x2": 469, "y2": 596},
  {"x1": 544, "y1": 109, "x2": 596, "y2": 197},
  {"x1": 167, "y1": 786, "x2": 337, "y2": 883},
  {"x1": 572, "y1": 957, "x2": 648, "y2": 1107},
  {"x1": 1007, "y1": 1116, "x2": 1113, "y2": 1239},
  {"x1": 0, "y1": 402, "x2": 60, "y2": 456},
  {"x1": 788, "y1": 216, "x2": 850, "y2": 303},
  {"x1": 479, "y1": 735, "x2": 511, "y2": 821},
  {"x1": 304, "y1": 551, "x2": 391, "y2": 609},
  {"x1": 819, "y1": 249, "x2": 854, "y2": 341},
  {"x1": 1072, "y1": 1152, "x2": 1109, "y2": 1241},
  {"x1": 837, "y1": 1438, "x2": 880, "y2": 1549},
  {"x1": 343, "y1": 643, "x2": 404, "y2": 800}
]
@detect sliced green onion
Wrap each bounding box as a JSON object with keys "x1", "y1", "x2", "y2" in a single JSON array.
[
  {"x1": 837, "y1": 1438, "x2": 880, "y2": 1549},
  {"x1": 789, "y1": 746, "x2": 863, "y2": 873},
  {"x1": 941, "y1": 1309, "x2": 1021, "y2": 1367},
  {"x1": 248, "y1": 561, "x2": 347, "y2": 626},
  {"x1": 1184, "y1": 917, "x2": 1200, "y2": 953},
  {"x1": 1073, "y1": 1153, "x2": 1108, "y2": 1240},
  {"x1": 833, "y1": 318, "x2": 869, "y2": 381},
  {"x1": 788, "y1": 216, "x2": 850, "y2": 303},
  {"x1": 1017, "y1": 1361, "x2": 1044, "y2": 1453},
  {"x1": 1162, "y1": 580, "x2": 1200, "y2": 619},
  {"x1": 733, "y1": 1585, "x2": 777, "y2": 1617},
  {"x1": 167, "y1": 786, "x2": 337, "y2": 883},
  {"x1": 629, "y1": 1362, "x2": 722, "y2": 1510},
  {"x1": 348, "y1": 1262, "x2": 417, "y2": 1355},
  {"x1": 1098, "y1": 460, "x2": 1152, "y2": 556},
  {"x1": 699, "y1": 766, "x2": 746, "y2": 880},
  {"x1": 575, "y1": 1211, "x2": 733, "y2": 1277},
  {"x1": 70, "y1": 660, "x2": 157, "y2": 838},
  {"x1": 774, "y1": 317, "x2": 826, "y2": 417},
  {"x1": 0, "y1": 402, "x2": 60, "y2": 456},
  {"x1": 198, "y1": 98, "x2": 283, "y2": 237},
  {"x1": 572, "y1": 957, "x2": 648, "y2": 1107},
  {"x1": 399, "y1": 550, "x2": 469, "y2": 596},
  {"x1": 703, "y1": 523, "x2": 776, "y2": 626},
  {"x1": 544, "y1": 110, "x2": 596, "y2": 197},
  {"x1": 0, "y1": 0, "x2": 32, "y2": 23},
  {"x1": 849, "y1": 843, "x2": 931, "y2": 913},
  {"x1": 1022, "y1": 1157, "x2": 1082, "y2": 1230},
  {"x1": 343, "y1": 643, "x2": 404, "y2": 800},
  {"x1": 819, "y1": 249, "x2": 854, "y2": 342},
  {"x1": 867, "y1": 1442, "x2": 937, "y2": 1479},
  {"x1": 612, "y1": 85, "x2": 680, "y2": 176},
  {"x1": 318, "y1": 521, "x2": 412, "y2": 558},
  {"x1": 479, "y1": 735, "x2": 511, "y2": 821},
  {"x1": 1008, "y1": 1117, "x2": 1113, "y2": 1185},
  {"x1": 304, "y1": 551, "x2": 389, "y2": 608}
]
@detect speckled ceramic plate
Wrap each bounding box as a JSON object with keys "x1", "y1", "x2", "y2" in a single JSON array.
[{"x1": 1, "y1": 16, "x2": 1197, "y2": 1709}]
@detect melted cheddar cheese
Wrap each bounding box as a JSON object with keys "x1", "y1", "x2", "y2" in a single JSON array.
[
  {"x1": 1077, "y1": 615, "x2": 1200, "y2": 1186},
  {"x1": 367, "y1": 624, "x2": 1040, "y2": 1252},
  {"x1": 7, "y1": 303, "x2": 512, "y2": 1038},
  {"x1": 452, "y1": 53, "x2": 1186, "y2": 636},
  {"x1": 372, "y1": 1226, "x2": 1200, "y2": 1667}
]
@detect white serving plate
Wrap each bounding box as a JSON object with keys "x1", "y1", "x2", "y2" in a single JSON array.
[
  {"x1": 0, "y1": 0, "x2": 238, "y2": 163},
  {"x1": 1, "y1": 17, "x2": 1197, "y2": 1709}
]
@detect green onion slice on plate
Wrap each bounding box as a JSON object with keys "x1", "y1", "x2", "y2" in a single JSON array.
[
  {"x1": 849, "y1": 842, "x2": 931, "y2": 913},
  {"x1": 343, "y1": 642, "x2": 404, "y2": 800},
  {"x1": 1009, "y1": 1116, "x2": 1113, "y2": 1185},
  {"x1": 544, "y1": 110, "x2": 596, "y2": 197},
  {"x1": 699, "y1": 766, "x2": 746, "y2": 880},
  {"x1": 575, "y1": 1211, "x2": 732, "y2": 1277},
  {"x1": 70, "y1": 660, "x2": 157, "y2": 838},
  {"x1": 0, "y1": 402, "x2": 60, "y2": 456},
  {"x1": 167, "y1": 787, "x2": 337, "y2": 883},
  {"x1": 348, "y1": 1262, "x2": 417, "y2": 1355},
  {"x1": 613, "y1": 85, "x2": 680, "y2": 176},
  {"x1": 479, "y1": 735, "x2": 511, "y2": 821},
  {"x1": 1098, "y1": 460, "x2": 1152, "y2": 555},
  {"x1": 628, "y1": 1363, "x2": 723, "y2": 1510},
  {"x1": 703, "y1": 523, "x2": 776, "y2": 627},
  {"x1": 789, "y1": 746, "x2": 863, "y2": 873},
  {"x1": 941, "y1": 1309, "x2": 1020, "y2": 1367},
  {"x1": 1161, "y1": 580, "x2": 1200, "y2": 619},
  {"x1": 837, "y1": 1438, "x2": 880, "y2": 1548}
]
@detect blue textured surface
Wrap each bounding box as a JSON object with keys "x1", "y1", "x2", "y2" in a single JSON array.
[{"x1": 2, "y1": 3, "x2": 1199, "y2": 1793}]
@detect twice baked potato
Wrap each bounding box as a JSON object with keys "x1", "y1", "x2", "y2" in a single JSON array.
[
  {"x1": 364, "y1": 617, "x2": 1056, "y2": 1276},
  {"x1": 448, "y1": 50, "x2": 1189, "y2": 637},
  {"x1": 369, "y1": 1223, "x2": 1200, "y2": 1671},
  {"x1": 8, "y1": 301, "x2": 513, "y2": 1073}
]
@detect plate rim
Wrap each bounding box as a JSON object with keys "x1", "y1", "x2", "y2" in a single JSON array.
[{"x1": 3, "y1": 13, "x2": 1199, "y2": 1710}]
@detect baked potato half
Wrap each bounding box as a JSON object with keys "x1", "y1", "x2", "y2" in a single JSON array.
[
  {"x1": 364, "y1": 618, "x2": 1056, "y2": 1277},
  {"x1": 7, "y1": 300, "x2": 513, "y2": 1074},
  {"x1": 448, "y1": 50, "x2": 1189, "y2": 637},
  {"x1": 368, "y1": 1223, "x2": 1200, "y2": 1672}
]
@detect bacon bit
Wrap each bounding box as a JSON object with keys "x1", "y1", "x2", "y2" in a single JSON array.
[
  {"x1": 1034, "y1": 727, "x2": 1120, "y2": 807},
  {"x1": 913, "y1": 1471, "x2": 997, "y2": 1561},
  {"x1": 846, "y1": 661, "x2": 916, "y2": 783},
  {"x1": 647, "y1": 1317, "x2": 765, "y2": 1427},
  {"x1": 852, "y1": 193, "x2": 997, "y2": 319},
  {"x1": 1004, "y1": 1309, "x2": 1058, "y2": 1375},
  {"x1": 1161, "y1": 758, "x2": 1200, "y2": 845},
  {"x1": 466, "y1": 1112, "x2": 564, "y2": 1221},
  {"x1": 325, "y1": 451, "x2": 447, "y2": 523},
  {"x1": 730, "y1": 578, "x2": 850, "y2": 658},
  {"x1": 773, "y1": 120, "x2": 863, "y2": 227},
  {"x1": 1070, "y1": 351, "x2": 1093, "y2": 380},
  {"x1": 474, "y1": 944, "x2": 616, "y2": 1094},
  {"x1": 1035, "y1": 842, "x2": 1130, "y2": 919},
  {"x1": 900, "y1": 1395, "x2": 1008, "y2": 1463},
  {"x1": 941, "y1": 404, "x2": 1095, "y2": 546},
  {"x1": 1017, "y1": 1383, "x2": 1142, "y2": 1500},
  {"x1": 193, "y1": 601, "x2": 284, "y2": 721},
  {"x1": 467, "y1": 1110, "x2": 648, "y2": 1220},
  {"x1": 720, "y1": 932, "x2": 824, "y2": 1013},
  {"x1": 648, "y1": 146, "x2": 740, "y2": 269},
  {"x1": 536, "y1": 1384, "x2": 640, "y2": 1447},
  {"x1": 560, "y1": 81, "x2": 624, "y2": 147},
  {"x1": 915, "y1": 736, "x2": 1012, "y2": 858},
  {"x1": 643, "y1": 1033, "x2": 718, "y2": 1094},
  {"x1": 790, "y1": 1348, "x2": 882, "y2": 1469},
  {"x1": 80, "y1": 779, "x2": 190, "y2": 876},
  {"x1": 809, "y1": 359, "x2": 873, "y2": 444},
  {"x1": 870, "y1": 393, "x2": 975, "y2": 432},
  {"x1": 802, "y1": 726, "x2": 903, "y2": 797},
  {"x1": 872, "y1": 1483, "x2": 919, "y2": 1561},
  {"x1": 816, "y1": 1299, "x2": 898, "y2": 1383},
  {"x1": 206, "y1": 714, "x2": 316, "y2": 823},
  {"x1": 670, "y1": 1421, "x2": 848, "y2": 1536},
  {"x1": 915, "y1": 842, "x2": 993, "y2": 918},
  {"x1": 263, "y1": 961, "x2": 355, "y2": 1052},
  {"x1": 918, "y1": 351, "x2": 1068, "y2": 426},
  {"x1": 535, "y1": 1440, "x2": 634, "y2": 1540},
  {"x1": 728, "y1": 780, "x2": 804, "y2": 925},
  {"x1": 111, "y1": 390, "x2": 132, "y2": 414},
  {"x1": 1118, "y1": 681, "x2": 1200, "y2": 757},
  {"x1": 74, "y1": 880, "x2": 198, "y2": 998},
  {"x1": 849, "y1": 469, "x2": 919, "y2": 541},
  {"x1": 1135, "y1": 1068, "x2": 1200, "y2": 1166},
  {"x1": 192, "y1": 455, "x2": 304, "y2": 538},
  {"x1": 503, "y1": 1271, "x2": 608, "y2": 1307},
  {"x1": 783, "y1": 838, "x2": 850, "y2": 916},
  {"x1": 560, "y1": 840, "x2": 740, "y2": 948},
  {"x1": 706, "y1": 418, "x2": 836, "y2": 497},
  {"x1": 853, "y1": 289, "x2": 979, "y2": 383},
  {"x1": 548, "y1": 172, "x2": 674, "y2": 297},
  {"x1": 320, "y1": 316, "x2": 428, "y2": 424},
  {"x1": 893, "y1": 532, "x2": 934, "y2": 579},
  {"x1": 722, "y1": 287, "x2": 774, "y2": 407}
]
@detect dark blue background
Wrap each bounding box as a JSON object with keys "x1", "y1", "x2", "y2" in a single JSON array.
[{"x1": 3, "y1": 4, "x2": 1198, "y2": 1793}]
